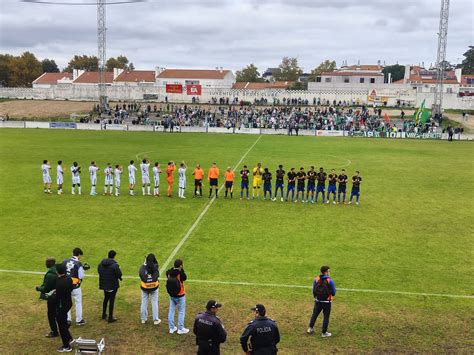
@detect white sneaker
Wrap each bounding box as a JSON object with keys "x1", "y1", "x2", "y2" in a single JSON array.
[
  {"x1": 280, "y1": 197, "x2": 283, "y2": 202},
  {"x1": 154, "y1": 319, "x2": 162, "y2": 325},
  {"x1": 177, "y1": 328, "x2": 189, "y2": 335},
  {"x1": 348, "y1": 201, "x2": 352, "y2": 204},
  {"x1": 321, "y1": 332, "x2": 332, "y2": 337},
  {"x1": 141, "y1": 320, "x2": 146, "y2": 324},
  {"x1": 333, "y1": 201, "x2": 336, "y2": 204},
  {"x1": 307, "y1": 327, "x2": 314, "y2": 334},
  {"x1": 326, "y1": 200, "x2": 329, "y2": 204},
  {"x1": 169, "y1": 326, "x2": 178, "y2": 334},
  {"x1": 356, "y1": 202, "x2": 359, "y2": 205}
]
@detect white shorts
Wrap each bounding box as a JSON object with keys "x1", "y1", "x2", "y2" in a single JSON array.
[
  {"x1": 43, "y1": 175, "x2": 51, "y2": 184},
  {"x1": 179, "y1": 179, "x2": 186, "y2": 189},
  {"x1": 142, "y1": 176, "x2": 150, "y2": 184},
  {"x1": 57, "y1": 176, "x2": 63, "y2": 185},
  {"x1": 72, "y1": 177, "x2": 80, "y2": 184},
  {"x1": 90, "y1": 177, "x2": 97, "y2": 185},
  {"x1": 154, "y1": 178, "x2": 160, "y2": 187},
  {"x1": 105, "y1": 178, "x2": 113, "y2": 185},
  {"x1": 129, "y1": 176, "x2": 135, "y2": 184}
]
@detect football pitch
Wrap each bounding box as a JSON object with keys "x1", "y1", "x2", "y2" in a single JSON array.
[{"x1": 0, "y1": 128, "x2": 472, "y2": 353}]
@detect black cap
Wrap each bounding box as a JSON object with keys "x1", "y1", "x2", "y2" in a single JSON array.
[
  {"x1": 206, "y1": 300, "x2": 222, "y2": 310},
  {"x1": 251, "y1": 304, "x2": 266, "y2": 316}
]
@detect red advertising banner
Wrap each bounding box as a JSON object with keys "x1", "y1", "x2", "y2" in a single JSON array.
[
  {"x1": 186, "y1": 84, "x2": 202, "y2": 96},
  {"x1": 166, "y1": 84, "x2": 183, "y2": 93}
]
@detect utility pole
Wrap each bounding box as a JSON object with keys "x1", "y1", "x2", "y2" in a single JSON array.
[
  {"x1": 97, "y1": 0, "x2": 107, "y2": 111},
  {"x1": 433, "y1": 0, "x2": 450, "y2": 117}
]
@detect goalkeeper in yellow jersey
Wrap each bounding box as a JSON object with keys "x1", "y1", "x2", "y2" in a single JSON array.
[{"x1": 252, "y1": 162, "x2": 264, "y2": 199}]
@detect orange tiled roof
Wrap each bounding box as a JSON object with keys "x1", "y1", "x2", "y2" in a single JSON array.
[
  {"x1": 321, "y1": 71, "x2": 384, "y2": 77},
  {"x1": 232, "y1": 81, "x2": 294, "y2": 89},
  {"x1": 157, "y1": 69, "x2": 230, "y2": 79},
  {"x1": 115, "y1": 70, "x2": 155, "y2": 82},
  {"x1": 343, "y1": 64, "x2": 383, "y2": 71},
  {"x1": 73, "y1": 71, "x2": 114, "y2": 84},
  {"x1": 33, "y1": 72, "x2": 73, "y2": 84}
]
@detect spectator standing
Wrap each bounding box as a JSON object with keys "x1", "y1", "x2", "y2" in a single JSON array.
[
  {"x1": 166, "y1": 259, "x2": 189, "y2": 334},
  {"x1": 35, "y1": 257, "x2": 58, "y2": 338},
  {"x1": 240, "y1": 304, "x2": 280, "y2": 355},
  {"x1": 193, "y1": 300, "x2": 227, "y2": 355},
  {"x1": 54, "y1": 263, "x2": 74, "y2": 353},
  {"x1": 98, "y1": 250, "x2": 122, "y2": 323},
  {"x1": 139, "y1": 253, "x2": 161, "y2": 325},
  {"x1": 307, "y1": 265, "x2": 336, "y2": 337}
]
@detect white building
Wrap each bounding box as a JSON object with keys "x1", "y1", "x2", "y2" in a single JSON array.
[
  {"x1": 155, "y1": 68, "x2": 235, "y2": 89},
  {"x1": 308, "y1": 64, "x2": 385, "y2": 90}
]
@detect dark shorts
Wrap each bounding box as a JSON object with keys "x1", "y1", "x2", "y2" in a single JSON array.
[
  {"x1": 338, "y1": 185, "x2": 346, "y2": 193},
  {"x1": 317, "y1": 185, "x2": 325, "y2": 193},
  {"x1": 264, "y1": 183, "x2": 272, "y2": 192},
  {"x1": 225, "y1": 181, "x2": 233, "y2": 188},
  {"x1": 209, "y1": 178, "x2": 218, "y2": 187},
  {"x1": 275, "y1": 181, "x2": 284, "y2": 189},
  {"x1": 351, "y1": 187, "x2": 360, "y2": 196},
  {"x1": 194, "y1": 179, "x2": 202, "y2": 187},
  {"x1": 307, "y1": 184, "x2": 315, "y2": 192},
  {"x1": 328, "y1": 184, "x2": 336, "y2": 193},
  {"x1": 297, "y1": 184, "x2": 305, "y2": 192},
  {"x1": 241, "y1": 181, "x2": 249, "y2": 189},
  {"x1": 287, "y1": 184, "x2": 295, "y2": 191}
]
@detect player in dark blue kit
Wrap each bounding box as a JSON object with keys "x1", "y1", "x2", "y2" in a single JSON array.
[
  {"x1": 306, "y1": 166, "x2": 316, "y2": 203},
  {"x1": 272, "y1": 165, "x2": 285, "y2": 202},
  {"x1": 337, "y1": 169, "x2": 348, "y2": 204},
  {"x1": 326, "y1": 169, "x2": 338, "y2": 204},
  {"x1": 295, "y1": 167, "x2": 306, "y2": 203},
  {"x1": 349, "y1": 171, "x2": 362, "y2": 205},
  {"x1": 315, "y1": 167, "x2": 327, "y2": 204},
  {"x1": 262, "y1": 168, "x2": 272, "y2": 200},
  {"x1": 286, "y1": 168, "x2": 297, "y2": 202},
  {"x1": 240, "y1": 165, "x2": 250, "y2": 200}
]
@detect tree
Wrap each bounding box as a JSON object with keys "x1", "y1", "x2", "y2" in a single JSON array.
[
  {"x1": 273, "y1": 57, "x2": 303, "y2": 81},
  {"x1": 235, "y1": 64, "x2": 264, "y2": 82},
  {"x1": 106, "y1": 55, "x2": 134, "y2": 71},
  {"x1": 0, "y1": 54, "x2": 13, "y2": 87},
  {"x1": 382, "y1": 64, "x2": 405, "y2": 83},
  {"x1": 8, "y1": 52, "x2": 43, "y2": 87},
  {"x1": 458, "y1": 46, "x2": 474, "y2": 74},
  {"x1": 308, "y1": 60, "x2": 336, "y2": 81},
  {"x1": 41, "y1": 58, "x2": 59, "y2": 73},
  {"x1": 64, "y1": 55, "x2": 99, "y2": 72},
  {"x1": 288, "y1": 81, "x2": 306, "y2": 90}
]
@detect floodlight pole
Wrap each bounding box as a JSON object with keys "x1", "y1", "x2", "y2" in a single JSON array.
[
  {"x1": 97, "y1": 0, "x2": 107, "y2": 111},
  {"x1": 433, "y1": 0, "x2": 450, "y2": 117}
]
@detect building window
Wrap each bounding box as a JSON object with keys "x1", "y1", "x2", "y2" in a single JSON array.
[
  {"x1": 316, "y1": 77, "x2": 321, "y2": 83},
  {"x1": 360, "y1": 78, "x2": 365, "y2": 83},
  {"x1": 447, "y1": 87, "x2": 453, "y2": 93},
  {"x1": 370, "y1": 78, "x2": 375, "y2": 84},
  {"x1": 430, "y1": 87, "x2": 436, "y2": 93},
  {"x1": 325, "y1": 77, "x2": 331, "y2": 83},
  {"x1": 343, "y1": 77, "x2": 350, "y2": 83}
]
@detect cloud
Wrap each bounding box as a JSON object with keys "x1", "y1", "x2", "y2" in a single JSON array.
[{"x1": 0, "y1": 0, "x2": 472, "y2": 71}]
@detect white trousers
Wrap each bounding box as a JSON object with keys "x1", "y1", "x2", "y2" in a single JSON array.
[{"x1": 67, "y1": 287, "x2": 83, "y2": 322}]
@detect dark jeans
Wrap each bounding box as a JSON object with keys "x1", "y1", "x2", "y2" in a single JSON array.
[
  {"x1": 197, "y1": 342, "x2": 220, "y2": 355},
  {"x1": 309, "y1": 301, "x2": 331, "y2": 333},
  {"x1": 102, "y1": 290, "x2": 117, "y2": 319},
  {"x1": 56, "y1": 306, "x2": 72, "y2": 348},
  {"x1": 47, "y1": 298, "x2": 58, "y2": 334}
]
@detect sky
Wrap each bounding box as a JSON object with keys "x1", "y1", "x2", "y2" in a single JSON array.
[{"x1": 0, "y1": 0, "x2": 472, "y2": 72}]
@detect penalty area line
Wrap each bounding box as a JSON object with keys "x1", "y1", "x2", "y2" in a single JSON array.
[
  {"x1": 0, "y1": 269, "x2": 472, "y2": 299},
  {"x1": 159, "y1": 134, "x2": 263, "y2": 274}
]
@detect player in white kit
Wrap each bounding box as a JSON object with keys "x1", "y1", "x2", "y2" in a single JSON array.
[
  {"x1": 140, "y1": 159, "x2": 151, "y2": 196},
  {"x1": 104, "y1": 163, "x2": 113, "y2": 195},
  {"x1": 128, "y1": 160, "x2": 137, "y2": 196},
  {"x1": 71, "y1": 162, "x2": 82, "y2": 195},
  {"x1": 114, "y1": 165, "x2": 122, "y2": 196},
  {"x1": 57, "y1": 160, "x2": 64, "y2": 194},
  {"x1": 178, "y1": 161, "x2": 187, "y2": 199},
  {"x1": 89, "y1": 161, "x2": 99, "y2": 196},
  {"x1": 41, "y1": 160, "x2": 52, "y2": 194},
  {"x1": 152, "y1": 162, "x2": 161, "y2": 196}
]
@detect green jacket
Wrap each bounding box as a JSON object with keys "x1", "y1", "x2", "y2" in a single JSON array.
[{"x1": 37, "y1": 267, "x2": 57, "y2": 300}]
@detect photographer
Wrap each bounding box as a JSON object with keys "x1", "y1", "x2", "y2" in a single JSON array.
[{"x1": 36, "y1": 257, "x2": 58, "y2": 338}]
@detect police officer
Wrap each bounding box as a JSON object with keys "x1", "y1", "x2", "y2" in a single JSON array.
[
  {"x1": 63, "y1": 247, "x2": 89, "y2": 326},
  {"x1": 193, "y1": 300, "x2": 227, "y2": 355},
  {"x1": 240, "y1": 304, "x2": 280, "y2": 355}
]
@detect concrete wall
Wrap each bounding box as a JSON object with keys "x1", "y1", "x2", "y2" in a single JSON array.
[{"x1": 1, "y1": 84, "x2": 473, "y2": 110}]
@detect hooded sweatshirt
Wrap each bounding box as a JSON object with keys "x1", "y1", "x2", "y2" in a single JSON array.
[{"x1": 98, "y1": 258, "x2": 122, "y2": 291}]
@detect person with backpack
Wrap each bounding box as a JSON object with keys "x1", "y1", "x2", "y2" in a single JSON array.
[
  {"x1": 166, "y1": 259, "x2": 189, "y2": 334},
  {"x1": 307, "y1": 265, "x2": 336, "y2": 337},
  {"x1": 139, "y1": 253, "x2": 161, "y2": 325}
]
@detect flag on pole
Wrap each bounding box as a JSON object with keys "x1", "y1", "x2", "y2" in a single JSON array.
[
  {"x1": 383, "y1": 113, "x2": 391, "y2": 123},
  {"x1": 413, "y1": 99, "x2": 431, "y2": 124}
]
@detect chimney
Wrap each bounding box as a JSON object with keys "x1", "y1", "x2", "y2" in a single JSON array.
[
  {"x1": 113, "y1": 68, "x2": 124, "y2": 80},
  {"x1": 219, "y1": 67, "x2": 223, "y2": 73},
  {"x1": 454, "y1": 68, "x2": 462, "y2": 83},
  {"x1": 388, "y1": 72, "x2": 392, "y2": 84},
  {"x1": 155, "y1": 66, "x2": 164, "y2": 79},
  {"x1": 73, "y1": 69, "x2": 85, "y2": 81},
  {"x1": 357, "y1": 59, "x2": 360, "y2": 65},
  {"x1": 403, "y1": 64, "x2": 410, "y2": 84}
]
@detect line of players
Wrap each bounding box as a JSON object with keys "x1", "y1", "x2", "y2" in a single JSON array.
[{"x1": 41, "y1": 160, "x2": 362, "y2": 204}]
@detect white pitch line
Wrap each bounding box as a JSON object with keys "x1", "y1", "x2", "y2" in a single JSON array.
[
  {"x1": 159, "y1": 134, "x2": 263, "y2": 274},
  {"x1": 1, "y1": 269, "x2": 472, "y2": 299},
  {"x1": 135, "y1": 151, "x2": 155, "y2": 160}
]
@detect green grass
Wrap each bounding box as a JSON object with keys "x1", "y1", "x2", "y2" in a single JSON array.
[{"x1": 0, "y1": 129, "x2": 472, "y2": 353}]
